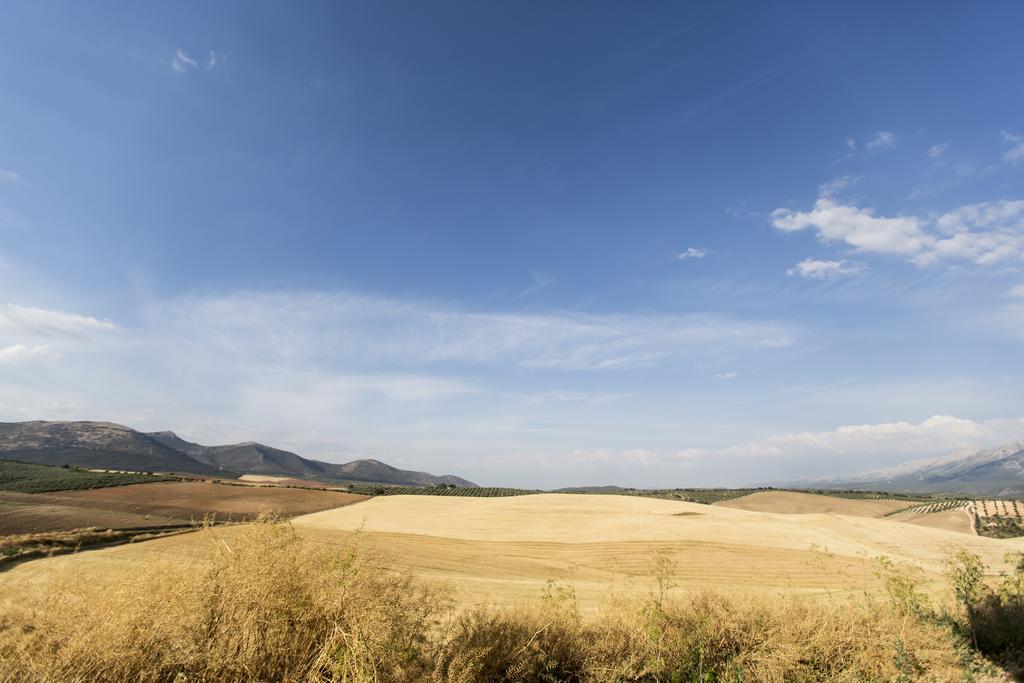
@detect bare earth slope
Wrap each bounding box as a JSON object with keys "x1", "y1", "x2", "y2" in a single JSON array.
[
  {"x1": 0, "y1": 481, "x2": 367, "y2": 534},
  {"x1": 713, "y1": 490, "x2": 912, "y2": 517}
]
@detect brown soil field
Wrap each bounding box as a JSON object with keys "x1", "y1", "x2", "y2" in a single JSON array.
[
  {"x1": 713, "y1": 490, "x2": 913, "y2": 517},
  {"x1": 0, "y1": 481, "x2": 367, "y2": 535},
  {"x1": 0, "y1": 492, "x2": 173, "y2": 535}
]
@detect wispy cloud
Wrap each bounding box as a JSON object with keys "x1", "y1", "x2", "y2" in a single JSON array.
[
  {"x1": 817, "y1": 175, "x2": 858, "y2": 199},
  {"x1": 517, "y1": 269, "x2": 553, "y2": 298},
  {"x1": 0, "y1": 169, "x2": 23, "y2": 185},
  {"x1": 864, "y1": 131, "x2": 895, "y2": 151},
  {"x1": 928, "y1": 142, "x2": 949, "y2": 160},
  {"x1": 676, "y1": 415, "x2": 1024, "y2": 461},
  {"x1": 172, "y1": 48, "x2": 223, "y2": 73},
  {"x1": 0, "y1": 343, "x2": 51, "y2": 364},
  {"x1": 786, "y1": 258, "x2": 865, "y2": 279},
  {"x1": 713, "y1": 371, "x2": 738, "y2": 380},
  {"x1": 151, "y1": 290, "x2": 796, "y2": 371},
  {"x1": 921, "y1": 200, "x2": 1024, "y2": 266},
  {"x1": 171, "y1": 49, "x2": 198, "y2": 72},
  {"x1": 493, "y1": 447, "x2": 660, "y2": 470},
  {"x1": 676, "y1": 247, "x2": 706, "y2": 261},
  {"x1": 1008, "y1": 284, "x2": 1024, "y2": 299},
  {"x1": 0, "y1": 304, "x2": 116, "y2": 337},
  {"x1": 1002, "y1": 130, "x2": 1024, "y2": 164}
]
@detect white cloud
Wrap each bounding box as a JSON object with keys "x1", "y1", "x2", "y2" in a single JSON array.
[
  {"x1": 772, "y1": 198, "x2": 930, "y2": 255},
  {"x1": 935, "y1": 200, "x2": 1024, "y2": 234},
  {"x1": 0, "y1": 291, "x2": 800, "y2": 479},
  {"x1": 676, "y1": 415, "x2": 1024, "y2": 461},
  {"x1": 620, "y1": 449, "x2": 657, "y2": 465},
  {"x1": 231, "y1": 370, "x2": 477, "y2": 431},
  {"x1": 845, "y1": 137, "x2": 857, "y2": 152},
  {"x1": 1007, "y1": 284, "x2": 1024, "y2": 299},
  {"x1": 928, "y1": 142, "x2": 949, "y2": 160},
  {"x1": 676, "y1": 247, "x2": 706, "y2": 260},
  {"x1": 864, "y1": 131, "x2": 895, "y2": 151},
  {"x1": 0, "y1": 344, "x2": 50, "y2": 364},
  {"x1": 171, "y1": 49, "x2": 198, "y2": 72},
  {"x1": 786, "y1": 258, "x2": 865, "y2": 279},
  {"x1": 151, "y1": 290, "x2": 796, "y2": 371},
  {"x1": 773, "y1": 187, "x2": 1024, "y2": 266},
  {"x1": 172, "y1": 49, "x2": 222, "y2": 73},
  {"x1": 921, "y1": 200, "x2": 1024, "y2": 266},
  {"x1": 0, "y1": 304, "x2": 116, "y2": 337},
  {"x1": 1002, "y1": 131, "x2": 1024, "y2": 164},
  {"x1": 0, "y1": 169, "x2": 23, "y2": 184},
  {"x1": 561, "y1": 448, "x2": 657, "y2": 466},
  {"x1": 713, "y1": 371, "x2": 738, "y2": 380}
]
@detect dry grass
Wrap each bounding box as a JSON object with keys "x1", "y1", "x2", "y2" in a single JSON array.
[
  {"x1": 1, "y1": 518, "x2": 1017, "y2": 682},
  {"x1": 0, "y1": 520, "x2": 444, "y2": 682},
  {"x1": 0, "y1": 525, "x2": 196, "y2": 566},
  {"x1": 432, "y1": 584, "x2": 980, "y2": 682}
]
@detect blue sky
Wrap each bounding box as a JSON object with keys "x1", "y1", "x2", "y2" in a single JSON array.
[{"x1": 1, "y1": 1, "x2": 1023, "y2": 487}]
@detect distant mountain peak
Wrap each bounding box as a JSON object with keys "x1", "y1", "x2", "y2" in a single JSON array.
[
  {"x1": 0, "y1": 420, "x2": 478, "y2": 488},
  {"x1": 799, "y1": 440, "x2": 1024, "y2": 496},
  {"x1": 0, "y1": 420, "x2": 221, "y2": 476},
  {"x1": 147, "y1": 429, "x2": 477, "y2": 487}
]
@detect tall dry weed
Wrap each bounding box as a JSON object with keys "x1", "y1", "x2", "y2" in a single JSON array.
[
  {"x1": 0, "y1": 519, "x2": 445, "y2": 682},
  {"x1": 0, "y1": 519, "x2": 1013, "y2": 681}
]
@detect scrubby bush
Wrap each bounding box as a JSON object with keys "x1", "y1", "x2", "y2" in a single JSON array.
[{"x1": 945, "y1": 550, "x2": 1024, "y2": 667}]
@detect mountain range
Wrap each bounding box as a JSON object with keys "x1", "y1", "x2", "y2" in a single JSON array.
[
  {"x1": 797, "y1": 441, "x2": 1024, "y2": 496},
  {"x1": 0, "y1": 421, "x2": 477, "y2": 487}
]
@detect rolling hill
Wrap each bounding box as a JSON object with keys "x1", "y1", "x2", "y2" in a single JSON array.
[
  {"x1": 0, "y1": 421, "x2": 477, "y2": 487},
  {"x1": 0, "y1": 421, "x2": 223, "y2": 476},
  {"x1": 801, "y1": 440, "x2": 1024, "y2": 496},
  {"x1": 147, "y1": 431, "x2": 477, "y2": 486}
]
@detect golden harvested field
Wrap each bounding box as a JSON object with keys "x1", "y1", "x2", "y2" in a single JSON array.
[
  {"x1": 0, "y1": 481, "x2": 367, "y2": 534},
  {"x1": 237, "y1": 474, "x2": 328, "y2": 487},
  {"x1": 4, "y1": 493, "x2": 1023, "y2": 615},
  {"x1": 713, "y1": 490, "x2": 913, "y2": 517},
  {"x1": 289, "y1": 493, "x2": 1024, "y2": 609},
  {"x1": 888, "y1": 506, "x2": 977, "y2": 535}
]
